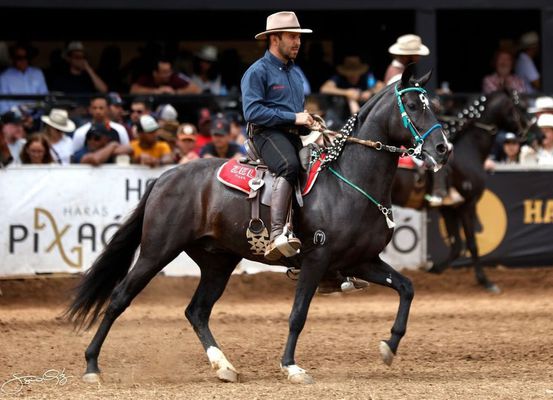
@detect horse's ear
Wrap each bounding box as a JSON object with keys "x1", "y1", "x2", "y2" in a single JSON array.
[
  {"x1": 401, "y1": 63, "x2": 416, "y2": 88},
  {"x1": 413, "y1": 69, "x2": 433, "y2": 87}
]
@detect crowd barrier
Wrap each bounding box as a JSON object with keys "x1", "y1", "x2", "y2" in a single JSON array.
[
  {"x1": 0, "y1": 165, "x2": 426, "y2": 277},
  {"x1": 3, "y1": 165, "x2": 552, "y2": 277}
]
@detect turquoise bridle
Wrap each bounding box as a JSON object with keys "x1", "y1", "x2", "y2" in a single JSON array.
[{"x1": 395, "y1": 83, "x2": 442, "y2": 146}]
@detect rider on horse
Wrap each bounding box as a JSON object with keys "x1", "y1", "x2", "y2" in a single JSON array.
[{"x1": 241, "y1": 11, "x2": 319, "y2": 261}]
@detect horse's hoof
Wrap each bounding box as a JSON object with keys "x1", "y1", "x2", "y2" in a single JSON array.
[
  {"x1": 281, "y1": 364, "x2": 315, "y2": 384},
  {"x1": 82, "y1": 372, "x2": 101, "y2": 383},
  {"x1": 486, "y1": 284, "x2": 501, "y2": 294},
  {"x1": 216, "y1": 367, "x2": 239, "y2": 383},
  {"x1": 379, "y1": 341, "x2": 394, "y2": 366},
  {"x1": 427, "y1": 265, "x2": 444, "y2": 275}
]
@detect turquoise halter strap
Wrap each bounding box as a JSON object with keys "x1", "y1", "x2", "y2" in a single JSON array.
[{"x1": 395, "y1": 83, "x2": 442, "y2": 144}]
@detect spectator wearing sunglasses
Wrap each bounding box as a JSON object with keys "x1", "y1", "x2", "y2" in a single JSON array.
[{"x1": 0, "y1": 42, "x2": 48, "y2": 113}]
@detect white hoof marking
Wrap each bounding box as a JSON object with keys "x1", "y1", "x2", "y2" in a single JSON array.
[
  {"x1": 82, "y1": 372, "x2": 101, "y2": 384},
  {"x1": 281, "y1": 364, "x2": 314, "y2": 384},
  {"x1": 379, "y1": 341, "x2": 394, "y2": 366},
  {"x1": 206, "y1": 346, "x2": 239, "y2": 383}
]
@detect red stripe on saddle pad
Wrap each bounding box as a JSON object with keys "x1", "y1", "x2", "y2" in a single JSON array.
[{"x1": 217, "y1": 157, "x2": 325, "y2": 196}]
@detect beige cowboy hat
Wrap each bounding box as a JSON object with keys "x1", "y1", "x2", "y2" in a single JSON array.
[
  {"x1": 255, "y1": 11, "x2": 312, "y2": 40},
  {"x1": 41, "y1": 108, "x2": 76, "y2": 132},
  {"x1": 336, "y1": 56, "x2": 369, "y2": 77},
  {"x1": 388, "y1": 34, "x2": 430, "y2": 56}
]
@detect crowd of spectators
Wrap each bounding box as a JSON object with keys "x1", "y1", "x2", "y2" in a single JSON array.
[
  {"x1": 0, "y1": 94, "x2": 248, "y2": 167},
  {"x1": 0, "y1": 30, "x2": 549, "y2": 169}
]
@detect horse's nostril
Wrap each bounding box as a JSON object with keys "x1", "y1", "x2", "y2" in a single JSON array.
[{"x1": 436, "y1": 143, "x2": 447, "y2": 154}]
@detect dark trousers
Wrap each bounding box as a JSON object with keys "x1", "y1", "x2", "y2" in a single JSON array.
[{"x1": 252, "y1": 128, "x2": 302, "y2": 185}]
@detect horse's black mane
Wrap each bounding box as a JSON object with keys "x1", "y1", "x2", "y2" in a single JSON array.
[{"x1": 356, "y1": 82, "x2": 395, "y2": 127}]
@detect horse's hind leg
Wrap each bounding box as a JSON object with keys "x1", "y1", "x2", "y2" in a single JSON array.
[
  {"x1": 83, "y1": 251, "x2": 180, "y2": 383},
  {"x1": 460, "y1": 203, "x2": 500, "y2": 293},
  {"x1": 347, "y1": 257, "x2": 414, "y2": 366},
  {"x1": 185, "y1": 248, "x2": 241, "y2": 382},
  {"x1": 429, "y1": 207, "x2": 462, "y2": 273}
]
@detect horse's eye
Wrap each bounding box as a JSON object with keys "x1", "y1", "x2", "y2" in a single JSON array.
[{"x1": 407, "y1": 103, "x2": 417, "y2": 111}]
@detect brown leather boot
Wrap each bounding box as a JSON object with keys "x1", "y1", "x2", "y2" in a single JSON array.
[{"x1": 265, "y1": 177, "x2": 302, "y2": 261}]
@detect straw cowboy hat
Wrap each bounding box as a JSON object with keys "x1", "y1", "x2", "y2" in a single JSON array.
[
  {"x1": 255, "y1": 11, "x2": 312, "y2": 40},
  {"x1": 388, "y1": 34, "x2": 430, "y2": 56},
  {"x1": 336, "y1": 56, "x2": 369, "y2": 77},
  {"x1": 41, "y1": 108, "x2": 76, "y2": 132},
  {"x1": 528, "y1": 96, "x2": 553, "y2": 114},
  {"x1": 519, "y1": 31, "x2": 539, "y2": 50}
]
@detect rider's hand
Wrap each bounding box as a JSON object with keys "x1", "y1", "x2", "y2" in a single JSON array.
[{"x1": 295, "y1": 112, "x2": 314, "y2": 127}]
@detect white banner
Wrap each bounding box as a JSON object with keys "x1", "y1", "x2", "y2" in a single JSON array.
[{"x1": 0, "y1": 166, "x2": 426, "y2": 277}]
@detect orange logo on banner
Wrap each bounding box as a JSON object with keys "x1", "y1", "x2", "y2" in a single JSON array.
[{"x1": 439, "y1": 189, "x2": 507, "y2": 256}]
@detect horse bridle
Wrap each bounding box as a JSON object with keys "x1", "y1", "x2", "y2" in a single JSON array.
[{"x1": 316, "y1": 83, "x2": 443, "y2": 158}]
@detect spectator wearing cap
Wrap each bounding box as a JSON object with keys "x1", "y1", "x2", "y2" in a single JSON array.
[
  {"x1": 515, "y1": 32, "x2": 540, "y2": 94},
  {"x1": 194, "y1": 107, "x2": 213, "y2": 154},
  {"x1": 0, "y1": 42, "x2": 48, "y2": 114},
  {"x1": 131, "y1": 115, "x2": 173, "y2": 167},
  {"x1": 130, "y1": 58, "x2": 201, "y2": 95},
  {"x1": 520, "y1": 114, "x2": 553, "y2": 165},
  {"x1": 384, "y1": 34, "x2": 429, "y2": 85},
  {"x1": 1, "y1": 111, "x2": 26, "y2": 164},
  {"x1": 482, "y1": 49, "x2": 526, "y2": 94},
  {"x1": 485, "y1": 132, "x2": 522, "y2": 170},
  {"x1": 107, "y1": 92, "x2": 132, "y2": 138},
  {"x1": 41, "y1": 108, "x2": 75, "y2": 164},
  {"x1": 200, "y1": 114, "x2": 244, "y2": 160},
  {"x1": 73, "y1": 122, "x2": 131, "y2": 165},
  {"x1": 48, "y1": 41, "x2": 108, "y2": 94},
  {"x1": 72, "y1": 95, "x2": 129, "y2": 154},
  {"x1": 175, "y1": 123, "x2": 200, "y2": 164},
  {"x1": 320, "y1": 55, "x2": 384, "y2": 114},
  {"x1": 191, "y1": 45, "x2": 228, "y2": 95},
  {"x1": 20, "y1": 133, "x2": 54, "y2": 164}
]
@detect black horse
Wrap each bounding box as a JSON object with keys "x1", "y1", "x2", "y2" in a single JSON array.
[
  {"x1": 392, "y1": 90, "x2": 526, "y2": 293},
  {"x1": 66, "y1": 66, "x2": 450, "y2": 384}
]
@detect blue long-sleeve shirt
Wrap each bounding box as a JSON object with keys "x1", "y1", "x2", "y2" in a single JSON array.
[
  {"x1": 241, "y1": 50, "x2": 305, "y2": 127},
  {"x1": 0, "y1": 66, "x2": 48, "y2": 113}
]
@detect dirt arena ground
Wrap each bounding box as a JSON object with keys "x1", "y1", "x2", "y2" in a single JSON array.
[{"x1": 1, "y1": 267, "x2": 553, "y2": 399}]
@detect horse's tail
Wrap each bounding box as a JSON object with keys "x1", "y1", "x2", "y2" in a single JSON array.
[{"x1": 65, "y1": 179, "x2": 157, "y2": 330}]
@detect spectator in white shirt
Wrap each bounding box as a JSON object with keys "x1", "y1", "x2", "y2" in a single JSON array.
[
  {"x1": 41, "y1": 108, "x2": 76, "y2": 164},
  {"x1": 515, "y1": 31, "x2": 541, "y2": 94},
  {"x1": 520, "y1": 114, "x2": 553, "y2": 165},
  {"x1": 72, "y1": 95, "x2": 129, "y2": 154}
]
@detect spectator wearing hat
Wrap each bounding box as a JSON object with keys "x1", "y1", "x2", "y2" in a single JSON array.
[
  {"x1": 107, "y1": 92, "x2": 132, "y2": 137},
  {"x1": 20, "y1": 133, "x2": 54, "y2": 164},
  {"x1": 41, "y1": 108, "x2": 76, "y2": 164},
  {"x1": 175, "y1": 123, "x2": 200, "y2": 164},
  {"x1": 528, "y1": 96, "x2": 553, "y2": 116},
  {"x1": 0, "y1": 42, "x2": 48, "y2": 114},
  {"x1": 48, "y1": 41, "x2": 108, "y2": 94},
  {"x1": 520, "y1": 114, "x2": 553, "y2": 165},
  {"x1": 130, "y1": 115, "x2": 173, "y2": 167},
  {"x1": 72, "y1": 95, "x2": 129, "y2": 154},
  {"x1": 384, "y1": 34, "x2": 429, "y2": 85},
  {"x1": 482, "y1": 49, "x2": 526, "y2": 94},
  {"x1": 1, "y1": 111, "x2": 26, "y2": 164},
  {"x1": 200, "y1": 114, "x2": 244, "y2": 159},
  {"x1": 130, "y1": 58, "x2": 201, "y2": 95},
  {"x1": 191, "y1": 45, "x2": 228, "y2": 95},
  {"x1": 515, "y1": 32, "x2": 540, "y2": 94},
  {"x1": 73, "y1": 122, "x2": 131, "y2": 165},
  {"x1": 320, "y1": 55, "x2": 383, "y2": 114}
]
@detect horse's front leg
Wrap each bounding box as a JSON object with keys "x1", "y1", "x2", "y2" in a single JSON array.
[
  {"x1": 281, "y1": 252, "x2": 328, "y2": 384},
  {"x1": 346, "y1": 257, "x2": 414, "y2": 366}
]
